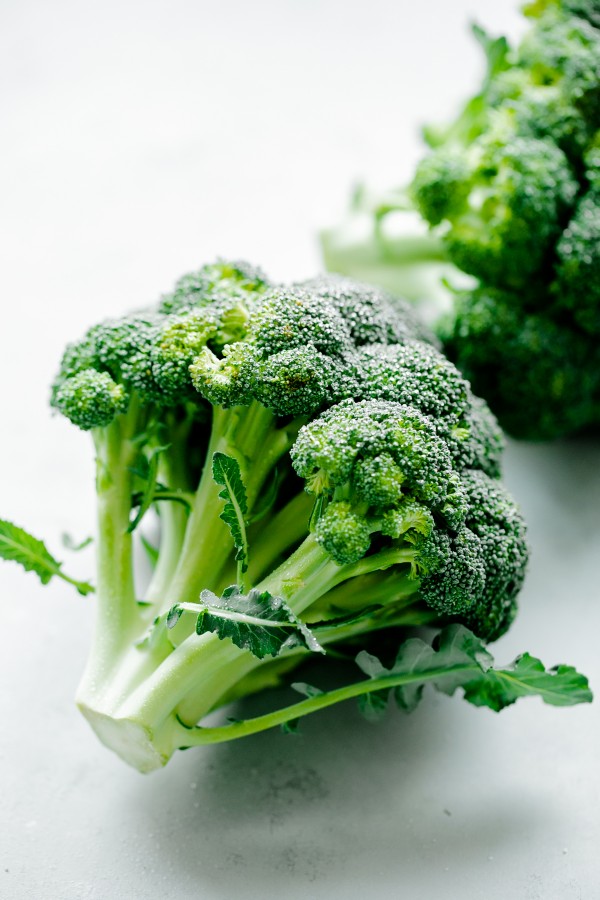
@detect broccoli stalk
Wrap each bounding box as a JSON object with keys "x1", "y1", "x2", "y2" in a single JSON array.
[{"x1": 1, "y1": 261, "x2": 591, "y2": 773}]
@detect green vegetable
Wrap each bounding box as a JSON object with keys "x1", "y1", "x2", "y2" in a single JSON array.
[
  {"x1": 322, "y1": 0, "x2": 600, "y2": 440},
  {"x1": 2, "y1": 260, "x2": 591, "y2": 772}
]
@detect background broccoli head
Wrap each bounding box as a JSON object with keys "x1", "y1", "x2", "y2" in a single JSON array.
[{"x1": 323, "y1": 0, "x2": 600, "y2": 441}]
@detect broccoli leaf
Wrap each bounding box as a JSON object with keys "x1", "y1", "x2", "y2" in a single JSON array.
[
  {"x1": 180, "y1": 625, "x2": 591, "y2": 749},
  {"x1": 127, "y1": 444, "x2": 171, "y2": 534},
  {"x1": 0, "y1": 519, "x2": 94, "y2": 595},
  {"x1": 212, "y1": 452, "x2": 249, "y2": 581},
  {"x1": 61, "y1": 532, "x2": 93, "y2": 552},
  {"x1": 172, "y1": 585, "x2": 324, "y2": 659},
  {"x1": 356, "y1": 625, "x2": 591, "y2": 713}
]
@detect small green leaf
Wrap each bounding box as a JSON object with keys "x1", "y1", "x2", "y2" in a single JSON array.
[
  {"x1": 61, "y1": 533, "x2": 93, "y2": 552},
  {"x1": 281, "y1": 718, "x2": 301, "y2": 735},
  {"x1": 166, "y1": 605, "x2": 184, "y2": 629},
  {"x1": 189, "y1": 585, "x2": 325, "y2": 659},
  {"x1": 0, "y1": 519, "x2": 61, "y2": 584},
  {"x1": 291, "y1": 682, "x2": 324, "y2": 699},
  {"x1": 212, "y1": 452, "x2": 249, "y2": 582},
  {"x1": 358, "y1": 690, "x2": 389, "y2": 722},
  {"x1": 0, "y1": 519, "x2": 94, "y2": 596},
  {"x1": 140, "y1": 535, "x2": 159, "y2": 566},
  {"x1": 128, "y1": 446, "x2": 170, "y2": 533}
]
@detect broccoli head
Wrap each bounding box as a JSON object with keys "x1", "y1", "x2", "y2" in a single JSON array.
[
  {"x1": 322, "y1": 0, "x2": 600, "y2": 440},
  {"x1": 7, "y1": 262, "x2": 589, "y2": 776}
]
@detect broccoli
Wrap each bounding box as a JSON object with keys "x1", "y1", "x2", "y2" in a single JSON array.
[
  {"x1": 0, "y1": 262, "x2": 591, "y2": 772},
  {"x1": 322, "y1": 0, "x2": 600, "y2": 440}
]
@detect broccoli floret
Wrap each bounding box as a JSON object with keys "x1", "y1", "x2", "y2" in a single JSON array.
[
  {"x1": 300, "y1": 274, "x2": 437, "y2": 346},
  {"x1": 445, "y1": 288, "x2": 600, "y2": 439},
  {"x1": 322, "y1": 1, "x2": 600, "y2": 440},
  {"x1": 554, "y1": 188, "x2": 600, "y2": 335},
  {"x1": 412, "y1": 132, "x2": 578, "y2": 290},
  {"x1": 10, "y1": 264, "x2": 575, "y2": 774},
  {"x1": 159, "y1": 259, "x2": 270, "y2": 315}
]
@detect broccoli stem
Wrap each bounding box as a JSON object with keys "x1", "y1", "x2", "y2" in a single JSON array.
[
  {"x1": 92, "y1": 403, "x2": 145, "y2": 642},
  {"x1": 143, "y1": 420, "x2": 195, "y2": 606},
  {"x1": 170, "y1": 659, "x2": 479, "y2": 748},
  {"x1": 158, "y1": 401, "x2": 303, "y2": 612},
  {"x1": 77, "y1": 401, "x2": 155, "y2": 713},
  {"x1": 244, "y1": 489, "x2": 315, "y2": 583}
]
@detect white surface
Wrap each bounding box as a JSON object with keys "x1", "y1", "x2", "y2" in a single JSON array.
[{"x1": 0, "y1": 1, "x2": 598, "y2": 898}]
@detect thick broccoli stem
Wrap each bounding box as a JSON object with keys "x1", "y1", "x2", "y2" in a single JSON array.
[
  {"x1": 78, "y1": 517, "x2": 424, "y2": 771},
  {"x1": 243, "y1": 489, "x2": 315, "y2": 585},
  {"x1": 77, "y1": 400, "x2": 152, "y2": 710},
  {"x1": 143, "y1": 417, "x2": 195, "y2": 606},
  {"x1": 162, "y1": 401, "x2": 301, "y2": 612}
]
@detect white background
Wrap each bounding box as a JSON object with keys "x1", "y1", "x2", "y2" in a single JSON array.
[{"x1": 1, "y1": 1, "x2": 599, "y2": 898}]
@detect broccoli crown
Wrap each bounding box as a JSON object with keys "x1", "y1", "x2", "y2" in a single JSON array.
[
  {"x1": 189, "y1": 279, "x2": 440, "y2": 417},
  {"x1": 51, "y1": 262, "x2": 441, "y2": 429},
  {"x1": 291, "y1": 398, "x2": 527, "y2": 638},
  {"x1": 408, "y1": 1, "x2": 600, "y2": 439}
]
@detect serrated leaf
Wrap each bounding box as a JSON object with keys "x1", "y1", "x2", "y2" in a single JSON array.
[
  {"x1": 354, "y1": 625, "x2": 592, "y2": 715},
  {"x1": 0, "y1": 519, "x2": 61, "y2": 584},
  {"x1": 461, "y1": 653, "x2": 594, "y2": 711},
  {"x1": 212, "y1": 452, "x2": 249, "y2": 579},
  {"x1": 0, "y1": 519, "x2": 94, "y2": 595},
  {"x1": 192, "y1": 585, "x2": 325, "y2": 659}
]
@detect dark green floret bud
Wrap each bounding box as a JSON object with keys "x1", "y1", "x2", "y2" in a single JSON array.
[
  {"x1": 292, "y1": 399, "x2": 459, "y2": 514},
  {"x1": 419, "y1": 526, "x2": 485, "y2": 616},
  {"x1": 346, "y1": 341, "x2": 470, "y2": 424},
  {"x1": 315, "y1": 501, "x2": 372, "y2": 565},
  {"x1": 460, "y1": 470, "x2": 529, "y2": 641},
  {"x1": 445, "y1": 287, "x2": 600, "y2": 439},
  {"x1": 442, "y1": 135, "x2": 577, "y2": 290},
  {"x1": 52, "y1": 370, "x2": 128, "y2": 430},
  {"x1": 444, "y1": 394, "x2": 505, "y2": 478}
]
